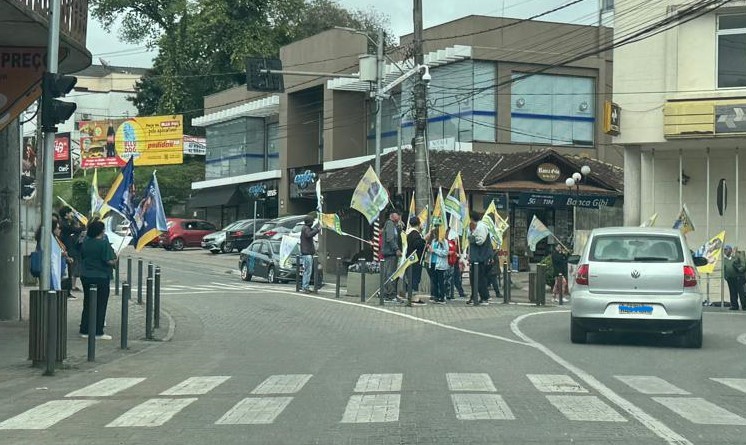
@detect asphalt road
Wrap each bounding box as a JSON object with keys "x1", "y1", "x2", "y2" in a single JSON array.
[{"x1": 1, "y1": 246, "x2": 744, "y2": 445}]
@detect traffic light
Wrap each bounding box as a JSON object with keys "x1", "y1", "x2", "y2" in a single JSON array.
[
  {"x1": 246, "y1": 57, "x2": 284, "y2": 92},
  {"x1": 41, "y1": 72, "x2": 77, "y2": 132}
]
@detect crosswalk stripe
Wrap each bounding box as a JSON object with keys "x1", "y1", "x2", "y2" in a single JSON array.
[
  {"x1": 653, "y1": 397, "x2": 746, "y2": 425},
  {"x1": 451, "y1": 394, "x2": 515, "y2": 420},
  {"x1": 65, "y1": 378, "x2": 146, "y2": 398},
  {"x1": 160, "y1": 376, "x2": 231, "y2": 396},
  {"x1": 216, "y1": 397, "x2": 293, "y2": 425},
  {"x1": 527, "y1": 374, "x2": 588, "y2": 393},
  {"x1": 209, "y1": 282, "x2": 249, "y2": 289},
  {"x1": 341, "y1": 394, "x2": 400, "y2": 423},
  {"x1": 354, "y1": 374, "x2": 402, "y2": 393},
  {"x1": 546, "y1": 396, "x2": 627, "y2": 422},
  {"x1": 250, "y1": 374, "x2": 312, "y2": 395},
  {"x1": 710, "y1": 378, "x2": 746, "y2": 394},
  {"x1": 446, "y1": 373, "x2": 497, "y2": 392},
  {"x1": 0, "y1": 400, "x2": 98, "y2": 430},
  {"x1": 614, "y1": 375, "x2": 690, "y2": 395},
  {"x1": 106, "y1": 398, "x2": 197, "y2": 427}
]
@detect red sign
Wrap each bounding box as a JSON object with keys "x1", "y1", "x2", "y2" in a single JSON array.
[{"x1": 54, "y1": 134, "x2": 69, "y2": 161}]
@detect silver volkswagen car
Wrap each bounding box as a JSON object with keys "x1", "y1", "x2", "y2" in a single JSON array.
[{"x1": 569, "y1": 227, "x2": 708, "y2": 348}]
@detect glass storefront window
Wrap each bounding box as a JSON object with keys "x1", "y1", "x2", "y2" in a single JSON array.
[{"x1": 205, "y1": 117, "x2": 275, "y2": 180}]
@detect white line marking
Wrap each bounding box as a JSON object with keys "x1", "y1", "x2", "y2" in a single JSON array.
[
  {"x1": 451, "y1": 394, "x2": 515, "y2": 420},
  {"x1": 615, "y1": 376, "x2": 690, "y2": 395},
  {"x1": 527, "y1": 374, "x2": 588, "y2": 393},
  {"x1": 711, "y1": 378, "x2": 746, "y2": 394},
  {"x1": 511, "y1": 312, "x2": 692, "y2": 445},
  {"x1": 216, "y1": 397, "x2": 293, "y2": 425},
  {"x1": 106, "y1": 398, "x2": 197, "y2": 427},
  {"x1": 354, "y1": 374, "x2": 402, "y2": 393},
  {"x1": 209, "y1": 282, "x2": 250, "y2": 289},
  {"x1": 446, "y1": 373, "x2": 497, "y2": 392},
  {"x1": 341, "y1": 394, "x2": 400, "y2": 423},
  {"x1": 737, "y1": 333, "x2": 746, "y2": 346},
  {"x1": 546, "y1": 395, "x2": 627, "y2": 422},
  {"x1": 250, "y1": 375, "x2": 312, "y2": 395},
  {"x1": 160, "y1": 376, "x2": 231, "y2": 396},
  {"x1": 653, "y1": 397, "x2": 746, "y2": 425},
  {"x1": 0, "y1": 400, "x2": 98, "y2": 430},
  {"x1": 65, "y1": 378, "x2": 146, "y2": 397}
]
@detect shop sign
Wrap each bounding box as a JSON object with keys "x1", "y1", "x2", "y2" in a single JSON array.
[
  {"x1": 53, "y1": 133, "x2": 72, "y2": 181},
  {"x1": 245, "y1": 183, "x2": 278, "y2": 199},
  {"x1": 519, "y1": 193, "x2": 615, "y2": 209},
  {"x1": 293, "y1": 170, "x2": 316, "y2": 189},
  {"x1": 536, "y1": 163, "x2": 561, "y2": 182}
]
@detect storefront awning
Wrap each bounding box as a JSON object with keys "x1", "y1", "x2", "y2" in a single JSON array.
[{"x1": 188, "y1": 185, "x2": 241, "y2": 208}]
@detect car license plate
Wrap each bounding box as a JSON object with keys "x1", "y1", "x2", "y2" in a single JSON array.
[{"x1": 618, "y1": 303, "x2": 653, "y2": 315}]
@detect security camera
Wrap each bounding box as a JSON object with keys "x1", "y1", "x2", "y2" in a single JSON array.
[{"x1": 421, "y1": 65, "x2": 431, "y2": 82}]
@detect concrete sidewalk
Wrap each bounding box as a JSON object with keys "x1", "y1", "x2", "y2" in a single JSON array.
[{"x1": 0, "y1": 284, "x2": 172, "y2": 383}]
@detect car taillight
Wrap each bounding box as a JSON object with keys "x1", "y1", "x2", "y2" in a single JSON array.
[
  {"x1": 576, "y1": 264, "x2": 589, "y2": 285},
  {"x1": 683, "y1": 265, "x2": 697, "y2": 287},
  {"x1": 265, "y1": 230, "x2": 277, "y2": 237},
  {"x1": 235, "y1": 231, "x2": 244, "y2": 237}
]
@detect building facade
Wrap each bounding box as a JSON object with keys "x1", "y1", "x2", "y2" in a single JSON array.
[
  {"x1": 615, "y1": 0, "x2": 746, "y2": 250},
  {"x1": 191, "y1": 15, "x2": 618, "y2": 265}
]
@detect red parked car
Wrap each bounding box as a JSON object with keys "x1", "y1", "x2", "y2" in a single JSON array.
[{"x1": 160, "y1": 218, "x2": 217, "y2": 251}]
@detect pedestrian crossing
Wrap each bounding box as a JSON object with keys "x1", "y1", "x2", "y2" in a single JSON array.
[
  {"x1": 2, "y1": 374, "x2": 746, "y2": 430},
  {"x1": 159, "y1": 282, "x2": 265, "y2": 293}
]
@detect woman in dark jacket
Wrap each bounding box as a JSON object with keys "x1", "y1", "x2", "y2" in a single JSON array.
[
  {"x1": 59, "y1": 206, "x2": 84, "y2": 291},
  {"x1": 79, "y1": 220, "x2": 117, "y2": 339}
]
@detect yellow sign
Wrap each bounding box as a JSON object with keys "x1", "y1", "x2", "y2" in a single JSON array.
[{"x1": 79, "y1": 115, "x2": 184, "y2": 168}]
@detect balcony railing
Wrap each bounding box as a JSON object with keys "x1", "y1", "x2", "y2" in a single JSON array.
[{"x1": 17, "y1": 0, "x2": 88, "y2": 45}]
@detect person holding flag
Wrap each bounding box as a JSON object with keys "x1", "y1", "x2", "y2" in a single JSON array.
[
  {"x1": 426, "y1": 223, "x2": 450, "y2": 304},
  {"x1": 404, "y1": 216, "x2": 430, "y2": 302},
  {"x1": 381, "y1": 209, "x2": 403, "y2": 301},
  {"x1": 299, "y1": 214, "x2": 321, "y2": 293},
  {"x1": 467, "y1": 211, "x2": 494, "y2": 305},
  {"x1": 58, "y1": 206, "x2": 84, "y2": 293}
]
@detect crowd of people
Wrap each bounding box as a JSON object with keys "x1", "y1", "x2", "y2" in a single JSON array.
[
  {"x1": 376, "y1": 209, "x2": 506, "y2": 306},
  {"x1": 35, "y1": 207, "x2": 118, "y2": 340}
]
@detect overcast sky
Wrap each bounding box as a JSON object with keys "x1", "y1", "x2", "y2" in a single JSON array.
[{"x1": 88, "y1": 0, "x2": 601, "y2": 68}]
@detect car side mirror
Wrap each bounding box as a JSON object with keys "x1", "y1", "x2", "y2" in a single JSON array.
[
  {"x1": 692, "y1": 256, "x2": 708, "y2": 267},
  {"x1": 567, "y1": 255, "x2": 580, "y2": 265}
]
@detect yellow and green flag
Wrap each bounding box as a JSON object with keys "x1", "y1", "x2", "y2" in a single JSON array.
[
  {"x1": 694, "y1": 231, "x2": 725, "y2": 274},
  {"x1": 319, "y1": 213, "x2": 343, "y2": 235},
  {"x1": 350, "y1": 166, "x2": 389, "y2": 224},
  {"x1": 431, "y1": 188, "x2": 446, "y2": 241}
]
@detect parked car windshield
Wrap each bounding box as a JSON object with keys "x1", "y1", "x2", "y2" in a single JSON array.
[
  {"x1": 258, "y1": 222, "x2": 277, "y2": 232},
  {"x1": 223, "y1": 220, "x2": 247, "y2": 231},
  {"x1": 589, "y1": 235, "x2": 684, "y2": 263}
]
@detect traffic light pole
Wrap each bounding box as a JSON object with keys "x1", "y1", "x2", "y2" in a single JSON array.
[{"x1": 39, "y1": 0, "x2": 62, "y2": 291}]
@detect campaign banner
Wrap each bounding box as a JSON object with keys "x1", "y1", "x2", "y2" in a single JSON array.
[
  {"x1": 79, "y1": 115, "x2": 184, "y2": 168},
  {"x1": 53, "y1": 133, "x2": 72, "y2": 180},
  {"x1": 21, "y1": 136, "x2": 37, "y2": 200}
]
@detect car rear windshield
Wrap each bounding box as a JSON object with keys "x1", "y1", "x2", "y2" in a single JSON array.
[
  {"x1": 589, "y1": 235, "x2": 684, "y2": 263},
  {"x1": 258, "y1": 222, "x2": 277, "y2": 232}
]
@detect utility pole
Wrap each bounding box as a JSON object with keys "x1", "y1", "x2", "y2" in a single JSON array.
[
  {"x1": 39, "y1": 0, "x2": 63, "y2": 292},
  {"x1": 0, "y1": 118, "x2": 20, "y2": 320},
  {"x1": 412, "y1": 0, "x2": 429, "y2": 214},
  {"x1": 374, "y1": 28, "x2": 384, "y2": 177}
]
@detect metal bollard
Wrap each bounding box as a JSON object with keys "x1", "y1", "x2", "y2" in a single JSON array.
[
  {"x1": 558, "y1": 273, "x2": 565, "y2": 306},
  {"x1": 148, "y1": 262, "x2": 154, "y2": 280},
  {"x1": 312, "y1": 256, "x2": 319, "y2": 293},
  {"x1": 121, "y1": 283, "x2": 129, "y2": 350},
  {"x1": 127, "y1": 257, "x2": 132, "y2": 286},
  {"x1": 379, "y1": 258, "x2": 385, "y2": 306},
  {"x1": 146, "y1": 277, "x2": 154, "y2": 340},
  {"x1": 137, "y1": 258, "x2": 143, "y2": 305},
  {"x1": 88, "y1": 285, "x2": 97, "y2": 362},
  {"x1": 536, "y1": 263, "x2": 546, "y2": 306},
  {"x1": 295, "y1": 255, "x2": 302, "y2": 292},
  {"x1": 406, "y1": 265, "x2": 413, "y2": 307},
  {"x1": 359, "y1": 259, "x2": 366, "y2": 303},
  {"x1": 44, "y1": 291, "x2": 57, "y2": 376},
  {"x1": 449, "y1": 265, "x2": 456, "y2": 300},
  {"x1": 471, "y1": 262, "x2": 480, "y2": 306},
  {"x1": 503, "y1": 263, "x2": 510, "y2": 304},
  {"x1": 335, "y1": 258, "x2": 342, "y2": 298},
  {"x1": 114, "y1": 260, "x2": 120, "y2": 296},
  {"x1": 154, "y1": 267, "x2": 161, "y2": 328}
]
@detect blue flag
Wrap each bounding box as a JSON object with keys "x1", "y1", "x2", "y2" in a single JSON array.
[
  {"x1": 104, "y1": 156, "x2": 136, "y2": 220},
  {"x1": 131, "y1": 173, "x2": 168, "y2": 251}
]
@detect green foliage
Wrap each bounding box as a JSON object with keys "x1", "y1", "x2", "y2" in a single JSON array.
[
  {"x1": 539, "y1": 255, "x2": 555, "y2": 287},
  {"x1": 70, "y1": 179, "x2": 91, "y2": 215},
  {"x1": 88, "y1": 0, "x2": 391, "y2": 132}
]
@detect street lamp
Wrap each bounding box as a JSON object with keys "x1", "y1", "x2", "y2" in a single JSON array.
[{"x1": 565, "y1": 165, "x2": 591, "y2": 192}]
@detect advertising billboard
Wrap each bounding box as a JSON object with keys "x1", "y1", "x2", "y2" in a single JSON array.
[
  {"x1": 53, "y1": 133, "x2": 72, "y2": 180},
  {"x1": 21, "y1": 136, "x2": 37, "y2": 200},
  {"x1": 79, "y1": 115, "x2": 183, "y2": 168}
]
